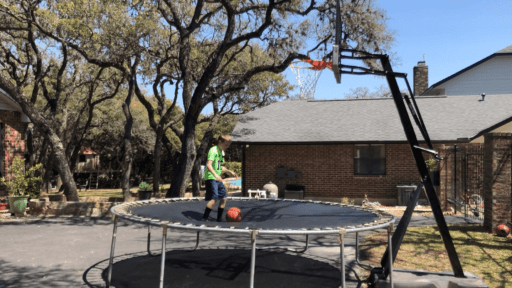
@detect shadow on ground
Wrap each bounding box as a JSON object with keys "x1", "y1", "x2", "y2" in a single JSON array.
[
  {"x1": 83, "y1": 248, "x2": 365, "y2": 288},
  {"x1": 0, "y1": 216, "x2": 148, "y2": 228},
  {"x1": 0, "y1": 259, "x2": 84, "y2": 287}
]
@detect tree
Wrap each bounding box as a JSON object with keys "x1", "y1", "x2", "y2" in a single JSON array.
[
  {"x1": 0, "y1": 1, "x2": 126, "y2": 200},
  {"x1": 344, "y1": 83, "x2": 391, "y2": 99},
  {"x1": 147, "y1": 0, "x2": 396, "y2": 197},
  {"x1": 2, "y1": 0, "x2": 396, "y2": 199},
  {"x1": 12, "y1": 0, "x2": 161, "y2": 200}
]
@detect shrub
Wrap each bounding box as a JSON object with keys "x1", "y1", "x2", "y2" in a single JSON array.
[
  {"x1": 223, "y1": 162, "x2": 241, "y2": 177},
  {"x1": 425, "y1": 157, "x2": 437, "y2": 171},
  {"x1": 0, "y1": 157, "x2": 43, "y2": 198},
  {"x1": 138, "y1": 181, "x2": 152, "y2": 191},
  {"x1": 341, "y1": 197, "x2": 355, "y2": 205}
]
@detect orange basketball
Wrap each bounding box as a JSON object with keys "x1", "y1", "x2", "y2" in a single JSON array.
[
  {"x1": 226, "y1": 207, "x2": 242, "y2": 222},
  {"x1": 497, "y1": 224, "x2": 510, "y2": 237}
]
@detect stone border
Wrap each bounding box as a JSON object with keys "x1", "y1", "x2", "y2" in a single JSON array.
[{"x1": 27, "y1": 201, "x2": 118, "y2": 217}]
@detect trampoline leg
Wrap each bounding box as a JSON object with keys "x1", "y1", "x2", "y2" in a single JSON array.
[
  {"x1": 147, "y1": 224, "x2": 155, "y2": 257},
  {"x1": 148, "y1": 226, "x2": 200, "y2": 257},
  {"x1": 194, "y1": 231, "x2": 201, "y2": 250},
  {"x1": 388, "y1": 224, "x2": 394, "y2": 288},
  {"x1": 107, "y1": 215, "x2": 119, "y2": 288},
  {"x1": 339, "y1": 229, "x2": 346, "y2": 288},
  {"x1": 299, "y1": 234, "x2": 310, "y2": 253},
  {"x1": 250, "y1": 230, "x2": 258, "y2": 288},
  {"x1": 159, "y1": 222, "x2": 169, "y2": 288}
]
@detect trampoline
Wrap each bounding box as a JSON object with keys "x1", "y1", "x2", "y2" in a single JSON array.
[{"x1": 107, "y1": 197, "x2": 396, "y2": 288}]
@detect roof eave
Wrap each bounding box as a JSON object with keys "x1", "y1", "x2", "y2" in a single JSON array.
[
  {"x1": 232, "y1": 139, "x2": 467, "y2": 145},
  {"x1": 423, "y1": 53, "x2": 512, "y2": 95},
  {"x1": 467, "y1": 116, "x2": 512, "y2": 141}
]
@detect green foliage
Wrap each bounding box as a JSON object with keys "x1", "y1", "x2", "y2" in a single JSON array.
[
  {"x1": 0, "y1": 157, "x2": 43, "y2": 198},
  {"x1": 0, "y1": 0, "x2": 396, "y2": 198},
  {"x1": 425, "y1": 157, "x2": 437, "y2": 171},
  {"x1": 138, "y1": 181, "x2": 152, "y2": 191},
  {"x1": 223, "y1": 162, "x2": 241, "y2": 177},
  {"x1": 341, "y1": 197, "x2": 355, "y2": 205}
]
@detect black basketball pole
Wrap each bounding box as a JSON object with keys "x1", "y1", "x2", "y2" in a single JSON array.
[
  {"x1": 333, "y1": 47, "x2": 465, "y2": 280},
  {"x1": 376, "y1": 54, "x2": 465, "y2": 278}
]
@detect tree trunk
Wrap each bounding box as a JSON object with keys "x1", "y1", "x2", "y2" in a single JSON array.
[
  {"x1": 41, "y1": 150, "x2": 54, "y2": 193},
  {"x1": 167, "y1": 118, "x2": 197, "y2": 198},
  {"x1": 48, "y1": 132, "x2": 79, "y2": 201},
  {"x1": 26, "y1": 127, "x2": 34, "y2": 169},
  {"x1": 191, "y1": 115, "x2": 220, "y2": 196},
  {"x1": 190, "y1": 160, "x2": 201, "y2": 197},
  {"x1": 121, "y1": 77, "x2": 134, "y2": 201},
  {"x1": 153, "y1": 131, "x2": 163, "y2": 194}
]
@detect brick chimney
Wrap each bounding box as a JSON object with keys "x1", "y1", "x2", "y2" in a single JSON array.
[{"x1": 413, "y1": 61, "x2": 428, "y2": 96}]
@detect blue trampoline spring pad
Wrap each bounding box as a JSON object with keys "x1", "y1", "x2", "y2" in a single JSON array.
[{"x1": 128, "y1": 199, "x2": 383, "y2": 230}]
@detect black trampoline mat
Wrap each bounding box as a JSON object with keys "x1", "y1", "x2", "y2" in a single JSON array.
[
  {"x1": 129, "y1": 200, "x2": 380, "y2": 230},
  {"x1": 105, "y1": 249, "x2": 344, "y2": 288}
]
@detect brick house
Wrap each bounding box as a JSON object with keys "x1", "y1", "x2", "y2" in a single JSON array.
[
  {"x1": 0, "y1": 87, "x2": 31, "y2": 197},
  {"x1": 232, "y1": 95, "x2": 512, "y2": 206},
  {"x1": 232, "y1": 44, "x2": 512, "y2": 207}
]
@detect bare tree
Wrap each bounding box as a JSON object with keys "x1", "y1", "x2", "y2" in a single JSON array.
[{"x1": 344, "y1": 84, "x2": 391, "y2": 99}]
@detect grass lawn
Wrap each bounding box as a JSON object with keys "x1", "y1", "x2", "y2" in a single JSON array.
[
  {"x1": 359, "y1": 224, "x2": 512, "y2": 288},
  {"x1": 76, "y1": 182, "x2": 239, "y2": 198},
  {"x1": 77, "y1": 183, "x2": 170, "y2": 198}
]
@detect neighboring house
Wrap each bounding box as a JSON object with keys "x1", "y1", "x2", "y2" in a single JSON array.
[
  {"x1": 75, "y1": 146, "x2": 100, "y2": 172},
  {"x1": 421, "y1": 44, "x2": 512, "y2": 96},
  {"x1": 0, "y1": 87, "x2": 31, "y2": 197},
  {"x1": 72, "y1": 146, "x2": 101, "y2": 190}
]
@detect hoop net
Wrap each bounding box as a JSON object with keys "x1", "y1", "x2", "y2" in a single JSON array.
[{"x1": 290, "y1": 59, "x2": 332, "y2": 99}]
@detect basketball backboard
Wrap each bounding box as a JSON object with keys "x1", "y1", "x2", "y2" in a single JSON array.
[{"x1": 332, "y1": 0, "x2": 341, "y2": 83}]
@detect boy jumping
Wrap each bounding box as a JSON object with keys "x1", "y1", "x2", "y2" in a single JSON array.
[{"x1": 202, "y1": 134, "x2": 238, "y2": 221}]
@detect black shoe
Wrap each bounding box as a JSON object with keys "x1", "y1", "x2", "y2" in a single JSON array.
[{"x1": 201, "y1": 217, "x2": 215, "y2": 222}]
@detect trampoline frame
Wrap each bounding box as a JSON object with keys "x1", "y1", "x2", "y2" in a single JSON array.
[{"x1": 106, "y1": 197, "x2": 395, "y2": 288}]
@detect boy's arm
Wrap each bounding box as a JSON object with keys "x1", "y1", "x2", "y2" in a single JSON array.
[
  {"x1": 206, "y1": 160, "x2": 223, "y2": 182},
  {"x1": 221, "y1": 166, "x2": 238, "y2": 179}
]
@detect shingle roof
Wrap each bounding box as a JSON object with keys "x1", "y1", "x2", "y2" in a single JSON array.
[
  {"x1": 0, "y1": 87, "x2": 21, "y2": 108},
  {"x1": 231, "y1": 94, "x2": 512, "y2": 143},
  {"x1": 497, "y1": 44, "x2": 512, "y2": 54},
  {"x1": 423, "y1": 44, "x2": 512, "y2": 95}
]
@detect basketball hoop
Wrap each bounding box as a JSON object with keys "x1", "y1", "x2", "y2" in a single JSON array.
[{"x1": 290, "y1": 59, "x2": 332, "y2": 99}]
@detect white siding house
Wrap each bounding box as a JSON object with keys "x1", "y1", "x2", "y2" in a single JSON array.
[{"x1": 423, "y1": 45, "x2": 512, "y2": 96}]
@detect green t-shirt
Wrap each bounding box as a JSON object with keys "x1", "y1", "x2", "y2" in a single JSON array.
[{"x1": 204, "y1": 146, "x2": 224, "y2": 180}]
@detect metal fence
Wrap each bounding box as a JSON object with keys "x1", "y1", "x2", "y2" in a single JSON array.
[{"x1": 441, "y1": 145, "x2": 484, "y2": 221}]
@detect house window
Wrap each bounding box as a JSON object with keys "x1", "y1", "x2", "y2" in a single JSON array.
[
  {"x1": 354, "y1": 144, "x2": 386, "y2": 175},
  {"x1": 79, "y1": 155, "x2": 86, "y2": 163}
]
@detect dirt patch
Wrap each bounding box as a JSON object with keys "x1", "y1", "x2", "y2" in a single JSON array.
[{"x1": 370, "y1": 205, "x2": 456, "y2": 217}]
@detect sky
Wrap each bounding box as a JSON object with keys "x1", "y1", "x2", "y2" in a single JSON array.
[
  {"x1": 308, "y1": 0, "x2": 512, "y2": 101},
  {"x1": 174, "y1": 0, "x2": 512, "y2": 114}
]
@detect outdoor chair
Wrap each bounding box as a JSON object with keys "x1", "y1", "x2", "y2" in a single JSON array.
[
  {"x1": 78, "y1": 180, "x2": 88, "y2": 191},
  {"x1": 248, "y1": 189, "x2": 267, "y2": 199}
]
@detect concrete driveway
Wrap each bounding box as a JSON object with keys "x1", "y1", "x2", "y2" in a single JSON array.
[{"x1": 0, "y1": 215, "x2": 482, "y2": 288}]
